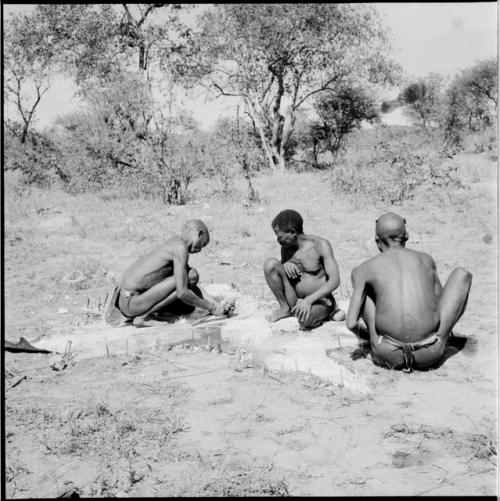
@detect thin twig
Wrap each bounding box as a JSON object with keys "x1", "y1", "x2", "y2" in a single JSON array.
[
  {"x1": 468, "y1": 466, "x2": 496, "y2": 476},
  {"x1": 415, "y1": 477, "x2": 449, "y2": 496},
  {"x1": 167, "y1": 368, "x2": 225, "y2": 380},
  {"x1": 266, "y1": 373, "x2": 286, "y2": 385},
  {"x1": 6, "y1": 375, "x2": 27, "y2": 392}
]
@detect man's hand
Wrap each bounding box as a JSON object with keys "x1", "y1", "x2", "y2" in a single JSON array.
[
  {"x1": 212, "y1": 300, "x2": 235, "y2": 317},
  {"x1": 283, "y1": 261, "x2": 301, "y2": 280},
  {"x1": 292, "y1": 298, "x2": 312, "y2": 323}
]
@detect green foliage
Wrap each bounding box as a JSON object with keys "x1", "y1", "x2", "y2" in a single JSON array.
[
  {"x1": 400, "y1": 73, "x2": 444, "y2": 128},
  {"x1": 33, "y1": 4, "x2": 121, "y2": 82},
  {"x1": 4, "y1": 122, "x2": 68, "y2": 188},
  {"x1": 4, "y1": 10, "x2": 56, "y2": 142},
  {"x1": 28, "y1": 4, "x2": 191, "y2": 81},
  {"x1": 195, "y1": 3, "x2": 400, "y2": 170},
  {"x1": 202, "y1": 115, "x2": 264, "y2": 201},
  {"x1": 54, "y1": 70, "x2": 199, "y2": 203},
  {"x1": 330, "y1": 126, "x2": 464, "y2": 204},
  {"x1": 308, "y1": 86, "x2": 379, "y2": 168},
  {"x1": 442, "y1": 58, "x2": 497, "y2": 146}
]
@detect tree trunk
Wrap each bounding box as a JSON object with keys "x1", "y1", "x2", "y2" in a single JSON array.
[
  {"x1": 269, "y1": 70, "x2": 286, "y2": 172},
  {"x1": 246, "y1": 99, "x2": 278, "y2": 171},
  {"x1": 21, "y1": 122, "x2": 29, "y2": 144}
]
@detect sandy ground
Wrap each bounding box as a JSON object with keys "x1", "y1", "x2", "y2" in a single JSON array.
[{"x1": 4, "y1": 167, "x2": 498, "y2": 497}]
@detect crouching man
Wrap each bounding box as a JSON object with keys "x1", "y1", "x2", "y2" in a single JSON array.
[
  {"x1": 346, "y1": 212, "x2": 472, "y2": 371},
  {"x1": 105, "y1": 219, "x2": 232, "y2": 327},
  {"x1": 263, "y1": 209, "x2": 345, "y2": 330}
]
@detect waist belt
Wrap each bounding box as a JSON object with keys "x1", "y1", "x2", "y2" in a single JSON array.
[{"x1": 378, "y1": 332, "x2": 439, "y2": 372}]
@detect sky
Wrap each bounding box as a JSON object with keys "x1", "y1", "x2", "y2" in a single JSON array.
[{"x1": 3, "y1": 2, "x2": 498, "y2": 130}]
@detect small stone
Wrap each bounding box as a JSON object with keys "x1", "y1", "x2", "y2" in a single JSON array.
[
  {"x1": 391, "y1": 450, "x2": 411, "y2": 468},
  {"x1": 49, "y1": 355, "x2": 67, "y2": 371},
  {"x1": 58, "y1": 308, "x2": 69, "y2": 314},
  {"x1": 483, "y1": 233, "x2": 492, "y2": 244}
]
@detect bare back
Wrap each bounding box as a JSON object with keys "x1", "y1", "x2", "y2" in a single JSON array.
[
  {"x1": 120, "y1": 235, "x2": 185, "y2": 292},
  {"x1": 362, "y1": 248, "x2": 440, "y2": 342}
]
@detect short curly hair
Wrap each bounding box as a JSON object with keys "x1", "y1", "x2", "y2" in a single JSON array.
[{"x1": 272, "y1": 209, "x2": 304, "y2": 234}]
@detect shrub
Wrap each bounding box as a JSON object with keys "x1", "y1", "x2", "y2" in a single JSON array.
[
  {"x1": 330, "y1": 126, "x2": 463, "y2": 204},
  {"x1": 4, "y1": 122, "x2": 69, "y2": 188}
]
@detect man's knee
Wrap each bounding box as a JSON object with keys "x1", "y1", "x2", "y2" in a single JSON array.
[
  {"x1": 299, "y1": 316, "x2": 322, "y2": 330},
  {"x1": 453, "y1": 267, "x2": 473, "y2": 285},
  {"x1": 188, "y1": 267, "x2": 199, "y2": 286},
  {"x1": 263, "y1": 257, "x2": 281, "y2": 275}
]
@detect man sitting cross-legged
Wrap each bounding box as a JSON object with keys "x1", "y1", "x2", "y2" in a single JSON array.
[
  {"x1": 263, "y1": 209, "x2": 345, "y2": 330},
  {"x1": 105, "y1": 219, "x2": 233, "y2": 327},
  {"x1": 346, "y1": 212, "x2": 472, "y2": 371}
]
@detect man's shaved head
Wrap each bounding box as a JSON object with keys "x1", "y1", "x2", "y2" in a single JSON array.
[
  {"x1": 183, "y1": 219, "x2": 209, "y2": 236},
  {"x1": 182, "y1": 219, "x2": 210, "y2": 251},
  {"x1": 272, "y1": 209, "x2": 304, "y2": 234},
  {"x1": 375, "y1": 212, "x2": 407, "y2": 245}
]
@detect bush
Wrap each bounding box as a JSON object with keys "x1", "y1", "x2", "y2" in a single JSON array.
[
  {"x1": 200, "y1": 116, "x2": 264, "y2": 201},
  {"x1": 330, "y1": 126, "x2": 464, "y2": 204},
  {"x1": 4, "y1": 122, "x2": 69, "y2": 188}
]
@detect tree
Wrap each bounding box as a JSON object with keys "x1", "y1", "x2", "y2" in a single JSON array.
[
  {"x1": 400, "y1": 73, "x2": 444, "y2": 128},
  {"x1": 4, "y1": 121, "x2": 68, "y2": 187},
  {"x1": 311, "y1": 86, "x2": 379, "y2": 164},
  {"x1": 461, "y1": 58, "x2": 497, "y2": 108},
  {"x1": 442, "y1": 58, "x2": 497, "y2": 145},
  {"x1": 4, "y1": 11, "x2": 55, "y2": 143},
  {"x1": 29, "y1": 4, "x2": 190, "y2": 82},
  {"x1": 194, "y1": 4, "x2": 399, "y2": 171}
]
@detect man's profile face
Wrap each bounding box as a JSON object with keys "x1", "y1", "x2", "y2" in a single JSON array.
[
  {"x1": 273, "y1": 226, "x2": 297, "y2": 247},
  {"x1": 190, "y1": 231, "x2": 209, "y2": 253}
]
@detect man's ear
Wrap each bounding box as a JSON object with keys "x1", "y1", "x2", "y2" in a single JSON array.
[{"x1": 198, "y1": 230, "x2": 203, "y2": 238}]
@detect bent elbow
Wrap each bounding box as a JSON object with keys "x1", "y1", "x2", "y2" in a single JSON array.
[
  {"x1": 177, "y1": 288, "x2": 189, "y2": 301},
  {"x1": 327, "y1": 278, "x2": 340, "y2": 292}
]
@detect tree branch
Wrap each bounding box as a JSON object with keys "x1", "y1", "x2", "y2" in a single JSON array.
[
  {"x1": 122, "y1": 4, "x2": 133, "y2": 24},
  {"x1": 137, "y1": 4, "x2": 167, "y2": 27},
  {"x1": 294, "y1": 73, "x2": 342, "y2": 110},
  {"x1": 212, "y1": 82, "x2": 246, "y2": 99}
]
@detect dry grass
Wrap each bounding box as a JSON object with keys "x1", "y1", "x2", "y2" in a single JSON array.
[{"x1": 3, "y1": 136, "x2": 498, "y2": 497}]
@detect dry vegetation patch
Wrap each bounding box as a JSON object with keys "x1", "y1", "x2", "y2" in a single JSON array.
[{"x1": 4, "y1": 150, "x2": 498, "y2": 497}]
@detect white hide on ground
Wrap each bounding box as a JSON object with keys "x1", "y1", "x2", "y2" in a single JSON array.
[{"x1": 34, "y1": 284, "x2": 370, "y2": 393}]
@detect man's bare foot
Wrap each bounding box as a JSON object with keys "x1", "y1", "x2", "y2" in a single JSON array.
[
  {"x1": 332, "y1": 309, "x2": 346, "y2": 321},
  {"x1": 266, "y1": 307, "x2": 292, "y2": 322},
  {"x1": 132, "y1": 315, "x2": 151, "y2": 328}
]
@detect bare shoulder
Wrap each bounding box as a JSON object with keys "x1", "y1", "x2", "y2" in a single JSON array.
[
  {"x1": 351, "y1": 261, "x2": 369, "y2": 285},
  {"x1": 158, "y1": 235, "x2": 188, "y2": 259},
  {"x1": 355, "y1": 254, "x2": 381, "y2": 276},
  {"x1": 309, "y1": 234, "x2": 334, "y2": 252},
  {"x1": 414, "y1": 249, "x2": 436, "y2": 267}
]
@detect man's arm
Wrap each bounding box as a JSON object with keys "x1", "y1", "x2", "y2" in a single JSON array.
[
  {"x1": 291, "y1": 239, "x2": 340, "y2": 322},
  {"x1": 422, "y1": 252, "x2": 443, "y2": 296},
  {"x1": 346, "y1": 266, "x2": 366, "y2": 332},
  {"x1": 281, "y1": 247, "x2": 302, "y2": 280},
  {"x1": 172, "y1": 243, "x2": 217, "y2": 314}
]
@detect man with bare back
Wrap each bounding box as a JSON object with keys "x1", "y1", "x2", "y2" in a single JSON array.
[
  {"x1": 105, "y1": 219, "x2": 233, "y2": 327},
  {"x1": 263, "y1": 209, "x2": 345, "y2": 330},
  {"x1": 346, "y1": 212, "x2": 472, "y2": 371}
]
